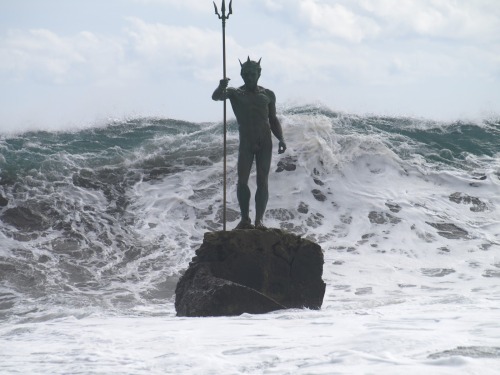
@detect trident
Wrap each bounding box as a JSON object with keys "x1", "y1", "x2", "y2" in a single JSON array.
[{"x1": 213, "y1": 0, "x2": 232, "y2": 231}]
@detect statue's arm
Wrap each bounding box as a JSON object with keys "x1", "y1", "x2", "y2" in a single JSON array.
[
  {"x1": 212, "y1": 78, "x2": 233, "y2": 101},
  {"x1": 268, "y1": 91, "x2": 287, "y2": 154}
]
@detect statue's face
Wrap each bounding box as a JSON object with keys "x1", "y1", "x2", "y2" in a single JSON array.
[{"x1": 241, "y1": 67, "x2": 260, "y2": 89}]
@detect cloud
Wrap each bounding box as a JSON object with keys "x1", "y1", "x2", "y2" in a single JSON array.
[
  {"x1": 0, "y1": 18, "x2": 238, "y2": 85},
  {"x1": 125, "y1": 18, "x2": 219, "y2": 63},
  {"x1": 124, "y1": 17, "x2": 245, "y2": 81},
  {"x1": 298, "y1": 0, "x2": 381, "y2": 42},
  {"x1": 0, "y1": 28, "x2": 124, "y2": 85},
  {"x1": 257, "y1": 0, "x2": 499, "y2": 43},
  {"x1": 359, "y1": 0, "x2": 500, "y2": 41},
  {"x1": 129, "y1": 0, "x2": 207, "y2": 12}
]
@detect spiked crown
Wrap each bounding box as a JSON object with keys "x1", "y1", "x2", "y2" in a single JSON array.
[{"x1": 239, "y1": 56, "x2": 262, "y2": 73}]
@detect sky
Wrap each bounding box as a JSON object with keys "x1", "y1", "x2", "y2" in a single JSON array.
[{"x1": 1, "y1": 0, "x2": 499, "y2": 132}]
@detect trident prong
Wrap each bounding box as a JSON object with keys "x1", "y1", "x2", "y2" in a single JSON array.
[
  {"x1": 213, "y1": 0, "x2": 232, "y2": 20},
  {"x1": 213, "y1": 1, "x2": 221, "y2": 18}
]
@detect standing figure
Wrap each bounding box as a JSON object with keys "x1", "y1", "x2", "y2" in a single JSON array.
[{"x1": 212, "y1": 57, "x2": 287, "y2": 229}]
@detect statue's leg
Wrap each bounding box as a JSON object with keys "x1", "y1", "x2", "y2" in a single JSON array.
[
  {"x1": 236, "y1": 143, "x2": 254, "y2": 227},
  {"x1": 254, "y1": 138, "x2": 272, "y2": 227}
]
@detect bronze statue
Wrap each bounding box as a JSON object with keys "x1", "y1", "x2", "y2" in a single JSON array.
[{"x1": 212, "y1": 57, "x2": 286, "y2": 229}]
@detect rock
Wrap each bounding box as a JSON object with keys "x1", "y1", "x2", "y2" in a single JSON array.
[
  {"x1": 385, "y1": 202, "x2": 401, "y2": 213},
  {"x1": 174, "y1": 264, "x2": 286, "y2": 316},
  {"x1": 311, "y1": 189, "x2": 327, "y2": 202},
  {"x1": 368, "y1": 211, "x2": 401, "y2": 225},
  {"x1": 426, "y1": 222, "x2": 468, "y2": 239},
  {"x1": 275, "y1": 156, "x2": 297, "y2": 172},
  {"x1": 421, "y1": 268, "x2": 456, "y2": 277},
  {"x1": 215, "y1": 206, "x2": 240, "y2": 223},
  {"x1": 175, "y1": 228, "x2": 326, "y2": 317},
  {"x1": 313, "y1": 178, "x2": 324, "y2": 186},
  {"x1": 306, "y1": 212, "x2": 324, "y2": 228},
  {"x1": 1, "y1": 206, "x2": 50, "y2": 231},
  {"x1": 265, "y1": 208, "x2": 295, "y2": 221},
  {"x1": 298, "y1": 202, "x2": 309, "y2": 214},
  {"x1": 428, "y1": 346, "x2": 500, "y2": 360},
  {"x1": 449, "y1": 192, "x2": 487, "y2": 212}
]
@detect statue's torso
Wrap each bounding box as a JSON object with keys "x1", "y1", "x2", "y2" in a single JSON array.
[{"x1": 228, "y1": 86, "x2": 272, "y2": 139}]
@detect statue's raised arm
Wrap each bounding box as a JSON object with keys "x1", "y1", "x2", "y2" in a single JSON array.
[{"x1": 212, "y1": 78, "x2": 232, "y2": 101}]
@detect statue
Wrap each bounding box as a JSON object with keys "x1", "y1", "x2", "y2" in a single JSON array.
[{"x1": 212, "y1": 57, "x2": 287, "y2": 229}]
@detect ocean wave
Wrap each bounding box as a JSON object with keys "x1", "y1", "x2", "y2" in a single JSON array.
[{"x1": 0, "y1": 107, "x2": 499, "y2": 320}]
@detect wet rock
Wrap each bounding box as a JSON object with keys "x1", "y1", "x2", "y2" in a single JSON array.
[
  {"x1": 175, "y1": 229, "x2": 326, "y2": 317},
  {"x1": 449, "y1": 192, "x2": 487, "y2": 212},
  {"x1": 340, "y1": 215, "x2": 352, "y2": 224},
  {"x1": 482, "y1": 270, "x2": 500, "y2": 278},
  {"x1": 306, "y1": 212, "x2": 324, "y2": 228},
  {"x1": 368, "y1": 211, "x2": 401, "y2": 225},
  {"x1": 480, "y1": 243, "x2": 494, "y2": 251},
  {"x1": 298, "y1": 202, "x2": 309, "y2": 214},
  {"x1": 1, "y1": 206, "x2": 50, "y2": 232},
  {"x1": 38, "y1": 255, "x2": 51, "y2": 263},
  {"x1": 12, "y1": 232, "x2": 39, "y2": 242},
  {"x1": 313, "y1": 178, "x2": 324, "y2": 186},
  {"x1": 426, "y1": 222, "x2": 468, "y2": 239},
  {"x1": 355, "y1": 287, "x2": 373, "y2": 295},
  {"x1": 398, "y1": 283, "x2": 417, "y2": 288},
  {"x1": 311, "y1": 189, "x2": 327, "y2": 202},
  {"x1": 429, "y1": 346, "x2": 500, "y2": 359},
  {"x1": 72, "y1": 169, "x2": 100, "y2": 189},
  {"x1": 215, "y1": 207, "x2": 240, "y2": 223},
  {"x1": 265, "y1": 208, "x2": 295, "y2": 221},
  {"x1": 0, "y1": 195, "x2": 8, "y2": 207},
  {"x1": 175, "y1": 265, "x2": 285, "y2": 317},
  {"x1": 385, "y1": 202, "x2": 401, "y2": 213},
  {"x1": 421, "y1": 268, "x2": 456, "y2": 277},
  {"x1": 0, "y1": 262, "x2": 16, "y2": 278},
  {"x1": 146, "y1": 166, "x2": 183, "y2": 181},
  {"x1": 275, "y1": 156, "x2": 297, "y2": 172}
]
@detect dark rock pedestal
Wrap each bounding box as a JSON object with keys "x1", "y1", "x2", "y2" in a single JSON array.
[{"x1": 175, "y1": 228, "x2": 326, "y2": 317}]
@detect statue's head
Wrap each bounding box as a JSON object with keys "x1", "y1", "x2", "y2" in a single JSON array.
[
  {"x1": 239, "y1": 56, "x2": 262, "y2": 74},
  {"x1": 239, "y1": 56, "x2": 261, "y2": 89}
]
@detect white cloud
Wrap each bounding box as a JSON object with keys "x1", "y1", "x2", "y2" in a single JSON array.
[
  {"x1": 126, "y1": 18, "x2": 219, "y2": 63},
  {"x1": 262, "y1": 0, "x2": 285, "y2": 11},
  {"x1": 124, "y1": 17, "x2": 245, "y2": 82},
  {"x1": 298, "y1": 0, "x2": 381, "y2": 42},
  {"x1": 359, "y1": 0, "x2": 500, "y2": 41},
  {"x1": 0, "y1": 18, "x2": 238, "y2": 85},
  {"x1": 129, "y1": 0, "x2": 207, "y2": 12},
  {"x1": 0, "y1": 28, "x2": 124, "y2": 85},
  {"x1": 258, "y1": 0, "x2": 500, "y2": 43}
]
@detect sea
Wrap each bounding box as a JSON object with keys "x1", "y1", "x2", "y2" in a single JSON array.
[{"x1": 0, "y1": 105, "x2": 499, "y2": 374}]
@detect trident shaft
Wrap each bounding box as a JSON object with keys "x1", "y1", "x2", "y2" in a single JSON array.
[{"x1": 213, "y1": 0, "x2": 232, "y2": 231}]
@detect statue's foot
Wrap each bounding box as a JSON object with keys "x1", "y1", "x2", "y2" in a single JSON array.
[
  {"x1": 234, "y1": 218, "x2": 254, "y2": 230},
  {"x1": 254, "y1": 220, "x2": 266, "y2": 230}
]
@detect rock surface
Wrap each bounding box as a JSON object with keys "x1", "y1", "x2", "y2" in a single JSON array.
[{"x1": 175, "y1": 228, "x2": 326, "y2": 317}]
